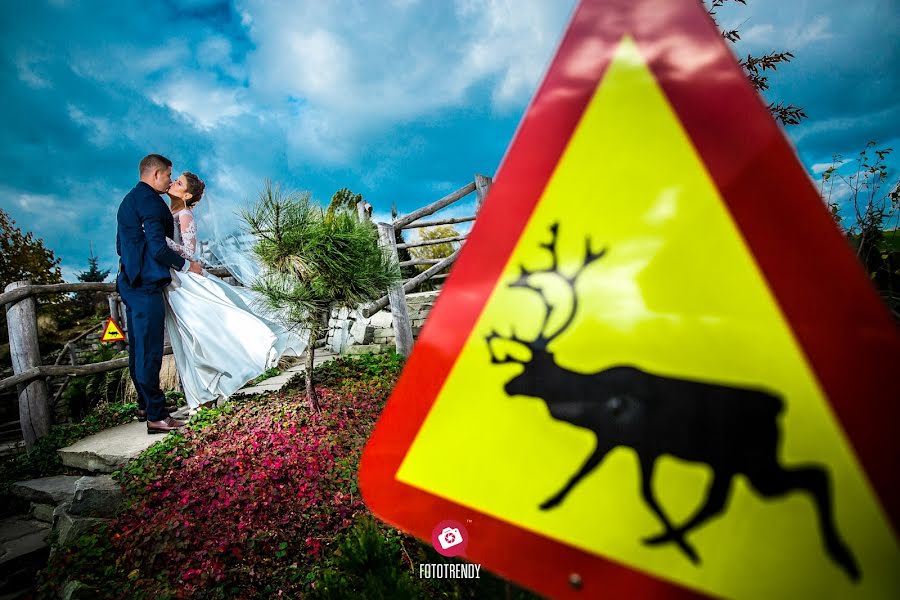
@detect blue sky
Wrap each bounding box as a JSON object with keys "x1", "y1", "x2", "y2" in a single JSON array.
[{"x1": 1, "y1": 0, "x2": 898, "y2": 282}]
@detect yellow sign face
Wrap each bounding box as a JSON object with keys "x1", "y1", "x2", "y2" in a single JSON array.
[
  {"x1": 101, "y1": 318, "x2": 125, "y2": 342},
  {"x1": 395, "y1": 37, "x2": 898, "y2": 598}
]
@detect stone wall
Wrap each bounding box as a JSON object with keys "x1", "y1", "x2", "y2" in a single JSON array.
[{"x1": 324, "y1": 290, "x2": 440, "y2": 354}]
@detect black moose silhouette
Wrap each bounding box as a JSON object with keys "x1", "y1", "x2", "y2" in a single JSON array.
[{"x1": 485, "y1": 222, "x2": 860, "y2": 581}]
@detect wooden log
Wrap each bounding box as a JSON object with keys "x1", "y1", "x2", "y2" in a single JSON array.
[
  {"x1": 0, "y1": 282, "x2": 115, "y2": 308},
  {"x1": 362, "y1": 249, "x2": 460, "y2": 317},
  {"x1": 377, "y1": 222, "x2": 414, "y2": 357},
  {"x1": 4, "y1": 281, "x2": 51, "y2": 448},
  {"x1": 108, "y1": 293, "x2": 126, "y2": 351},
  {"x1": 400, "y1": 215, "x2": 476, "y2": 229},
  {"x1": 356, "y1": 200, "x2": 372, "y2": 221},
  {"x1": 399, "y1": 258, "x2": 443, "y2": 268},
  {"x1": 475, "y1": 174, "x2": 492, "y2": 214},
  {"x1": 392, "y1": 181, "x2": 476, "y2": 230},
  {"x1": 0, "y1": 346, "x2": 173, "y2": 393},
  {"x1": 396, "y1": 235, "x2": 467, "y2": 251}
]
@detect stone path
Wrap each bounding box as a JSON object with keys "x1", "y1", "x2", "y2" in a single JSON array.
[
  {"x1": 57, "y1": 421, "x2": 161, "y2": 474},
  {"x1": 234, "y1": 348, "x2": 340, "y2": 395}
]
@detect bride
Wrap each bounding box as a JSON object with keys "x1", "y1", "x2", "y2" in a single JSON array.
[{"x1": 163, "y1": 171, "x2": 308, "y2": 412}]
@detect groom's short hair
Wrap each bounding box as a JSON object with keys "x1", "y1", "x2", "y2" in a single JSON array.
[{"x1": 139, "y1": 154, "x2": 172, "y2": 176}]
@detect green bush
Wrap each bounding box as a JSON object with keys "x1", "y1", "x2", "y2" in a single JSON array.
[
  {"x1": 62, "y1": 345, "x2": 129, "y2": 420},
  {"x1": 292, "y1": 350, "x2": 404, "y2": 391}
]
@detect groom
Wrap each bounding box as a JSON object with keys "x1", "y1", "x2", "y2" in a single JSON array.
[{"x1": 116, "y1": 154, "x2": 203, "y2": 434}]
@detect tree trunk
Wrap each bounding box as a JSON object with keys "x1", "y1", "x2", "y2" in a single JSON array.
[
  {"x1": 5, "y1": 280, "x2": 51, "y2": 448},
  {"x1": 305, "y1": 320, "x2": 320, "y2": 412}
]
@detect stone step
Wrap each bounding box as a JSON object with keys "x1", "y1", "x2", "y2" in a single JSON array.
[
  {"x1": 0, "y1": 517, "x2": 50, "y2": 597},
  {"x1": 9, "y1": 475, "x2": 81, "y2": 506},
  {"x1": 57, "y1": 421, "x2": 165, "y2": 473}
]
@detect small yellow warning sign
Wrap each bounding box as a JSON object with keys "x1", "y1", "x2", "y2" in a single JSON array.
[{"x1": 101, "y1": 318, "x2": 125, "y2": 342}]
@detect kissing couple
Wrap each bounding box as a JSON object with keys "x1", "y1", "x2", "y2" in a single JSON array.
[{"x1": 116, "y1": 154, "x2": 308, "y2": 434}]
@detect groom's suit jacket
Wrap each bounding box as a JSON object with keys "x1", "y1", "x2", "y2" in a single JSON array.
[{"x1": 116, "y1": 182, "x2": 186, "y2": 288}]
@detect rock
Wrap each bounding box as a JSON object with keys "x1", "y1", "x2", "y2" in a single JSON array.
[
  {"x1": 328, "y1": 320, "x2": 350, "y2": 354},
  {"x1": 337, "y1": 306, "x2": 350, "y2": 320},
  {"x1": 57, "y1": 421, "x2": 161, "y2": 473},
  {"x1": 29, "y1": 503, "x2": 55, "y2": 523},
  {"x1": 349, "y1": 320, "x2": 373, "y2": 345},
  {"x1": 345, "y1": 344, "x2": 384, "y2": 355},
  {"x1": 69, "y1": 476, "x2": 122, "y2": 518},
  {"x1": 52, "y1": 504, "x2": 106, "y2": 549},
  {"x1": 9, "y1": 476, "x2": 81, "y2": 505},
  {"x1": 368, "y1": 311, "x2": 393, "y2": 328}
]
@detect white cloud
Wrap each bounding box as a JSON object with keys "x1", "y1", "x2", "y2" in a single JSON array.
[
  {"x1": 15, "y1": 53, "x2": 52, "y2": 89},
  {"x1": 150, "y1": 75, "x2": 251, "y2": 130},
  {"x1": 740, "y1": 23, "x2": 775, "y2": 45},
  {"x1": 788, "y1": 15, "x2": 832, "y2": 49},
  {"x1": 236, "y1": 0, "x2": 575, "y2": 161}
]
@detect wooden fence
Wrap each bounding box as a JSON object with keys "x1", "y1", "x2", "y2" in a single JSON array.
[{"x1": 359, "y1": 174, "x2": 491, "y2": 356}]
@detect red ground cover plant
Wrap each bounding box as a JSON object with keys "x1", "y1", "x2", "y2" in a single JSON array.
[{"x1": 109, "y1": 382, "x2": 387, "y2": 598}]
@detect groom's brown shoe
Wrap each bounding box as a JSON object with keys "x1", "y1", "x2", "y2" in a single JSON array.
[
  {"x1": 136, "y1": 405, "x2": 177, "y2": 422},
  {"x1": 147, "y1": 416, "x2": 187, "y2": 434}
]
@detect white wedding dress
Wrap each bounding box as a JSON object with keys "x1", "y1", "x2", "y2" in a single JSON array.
[{"x1": 164, "y1": 208, "x2": 308, "y2": 409}]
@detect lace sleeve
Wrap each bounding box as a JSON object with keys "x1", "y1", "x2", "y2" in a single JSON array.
[
  {"x1": 166, "y1": 236, "x2": 192, "y2": 260},
  {"x1": 178, "y1": 211, "x2": 198, "y2": 257}
]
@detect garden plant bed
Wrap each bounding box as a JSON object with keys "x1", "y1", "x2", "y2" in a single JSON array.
[{"x1": 36, "y1": 352, "x2": 540, "y2": 599}]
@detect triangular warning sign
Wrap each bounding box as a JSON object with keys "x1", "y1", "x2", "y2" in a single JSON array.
[
  {"x1": 360, "y1": 1, "x2": 899, "y2": 599},
  {"x1": 101, "y1": 317, "x2": 125, "y2": 342}
]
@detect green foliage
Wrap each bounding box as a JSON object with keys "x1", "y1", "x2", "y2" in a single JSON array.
[
  {"x1": 288, "y1": 351, "x2": 405, "y2": 392},
  {"x1": 62, "y1": 345, "x2": 129, "y2": 421},
  {"x1": 251, "y1": 366, "x2": 281, "y2": 385},
  {"x1": 0, "y1": 208, "x2": 63, "y2": 289},
  {"x1": 75, "y1": 246, "x2": 111, "y2": 283},
  {"x1": 326, "y1": 187, "x2": 363, "y2": 221},
  {"x1": 0, "y1": 208, "x2": 66, "y2": 332},
  {"x1": 311, "y1": 517, "x2": 543, "y2": 600},
  {"x1": 820, "y1": 142, "x2": 899, "y2": 318},
  {"x1": 310, "y1": 518, "x2": 418, "y2": 600},
  {"x1": 706, "y1": 0, "x2": 806, "y2": 125},
  {"x1": 409, "y1": 225, "x2": 461, "y2": 271},
  {"x1": 36, "y1": 523, "x2": 118, "y2": 597}
]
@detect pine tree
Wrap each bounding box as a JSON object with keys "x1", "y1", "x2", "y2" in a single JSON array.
[
  {"x1": 76, "y1": 243, "x2": 111, "y2": 283},
  {"x1": 243, "y1": 181, "x2": 400, "y2": 411}
]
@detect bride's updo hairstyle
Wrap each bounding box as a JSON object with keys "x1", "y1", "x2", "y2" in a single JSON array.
[{"x1": 183, "y1": 172, "x2": 206, "y2": 208}]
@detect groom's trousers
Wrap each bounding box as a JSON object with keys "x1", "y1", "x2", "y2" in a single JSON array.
[{"x1": 117, "y1": 273, "x2": 170, "y2": 422}]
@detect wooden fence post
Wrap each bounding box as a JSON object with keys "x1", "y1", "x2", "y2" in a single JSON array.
[
  {"x1": 108, "y1": 293, "x2": 126, "y2": 351},
  {"x1": 377, "y1": 222, "x2": 414, "y2": 357},
  {"x1": 4, "y1": 280, "x2": 50, "y2": 448},
  {"x1": 474, "y1": 174, "x2": 492, "y2": 214},
  {"x1": 356, "y1": 200, "x2": 372, "y2": 222}
]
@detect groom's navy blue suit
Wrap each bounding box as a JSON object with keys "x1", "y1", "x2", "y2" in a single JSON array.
[{"x1": 116, "y1": 182, "x2": 186, "y2": 422}]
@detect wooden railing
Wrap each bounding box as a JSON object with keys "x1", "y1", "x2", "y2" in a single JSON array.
[
  {"x1": 0, "y1": 266, "x2": 236, "y2": 448},
  {"x1": 359, "y1": 173, "x2": 492, "y2": 356}
]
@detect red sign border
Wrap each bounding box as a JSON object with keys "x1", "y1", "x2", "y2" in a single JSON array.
[{"x1": 360, "y1": 0, "x2": 899, "y2": 598}]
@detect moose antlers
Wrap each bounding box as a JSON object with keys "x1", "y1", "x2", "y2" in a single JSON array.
[{"x1": 486, "y1": 223, "x2": 606, "y2": 363}]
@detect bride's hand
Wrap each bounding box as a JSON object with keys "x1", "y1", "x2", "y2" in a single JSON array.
[{"x1": 187, "y1": 260, "x2": 204, "y2": 275}]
